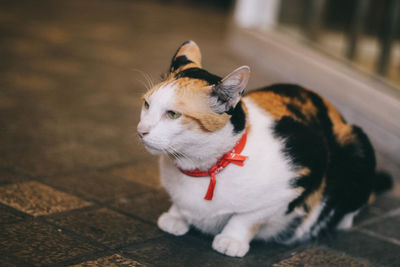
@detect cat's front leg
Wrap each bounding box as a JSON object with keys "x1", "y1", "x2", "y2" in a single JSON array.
[
  {"x1": 212, "y1": 210, "x2": 265, "y2": 257},
  {"x1": 157, "y1": 204, "x2": 190, "y2": 236}
]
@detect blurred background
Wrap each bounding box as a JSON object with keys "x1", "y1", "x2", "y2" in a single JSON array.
[
  {"x1": 236, "y1": 0, "x2": 400, "y2": 85},
  {"x1": 1, "y1": 0, "x2": 400, "y2": 265},
  {"x1": 232, "y1": 0, "x2": 400, "y2": 180},
  {"x1": 2, "y1": 0, "x2": 398, "y2": 181}
]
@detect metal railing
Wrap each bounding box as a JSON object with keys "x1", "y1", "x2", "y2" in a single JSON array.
[{"x1": 295, "y1": 0, "x2": 399, "y2": 77}]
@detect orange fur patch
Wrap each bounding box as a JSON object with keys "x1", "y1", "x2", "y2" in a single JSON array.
[
  {"x1": 246, "y1": 91, "x2": 317, "y2": 121},
  {"x1": 175, "y1": 43, "x2": 202, "y2": 67},
  {"x1": 303, "y1": 177, "x2": 326, "y2": 214},
  {"x1": 182, "y1": 112, "x2": 231, "y2": 132},
  {"x1": 247, "y1": 91, "x2": 290, "y2": 120},
  {"x1": 324, "y1": 100, "x2": 355, "y2": 145},
  {"x1": 368, "y1": 192, "x2": 376, "y2": 204},
  {"x1": 174, "y1": 78, "x2": 230, "y2": 132},
  {"x1": 172, "y1": 62, "x2": 199, "y2": 73},
  {"x1": 247, "y1": 90, "x2": 355, "y2": 146},
  {"x1": 297, "y1": 167, "x2": 311, "y2": 177}
]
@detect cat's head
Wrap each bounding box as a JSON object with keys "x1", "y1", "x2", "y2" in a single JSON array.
[{"x1": 137, "y1": 41, "x2": 250, "y2": 156}]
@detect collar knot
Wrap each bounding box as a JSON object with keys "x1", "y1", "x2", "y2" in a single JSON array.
[{"x1": 179, "y1": 130, "x2": 248, "y2": 200}]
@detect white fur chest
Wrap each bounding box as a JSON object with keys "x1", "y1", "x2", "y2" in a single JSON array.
[{"x1": 159, "y1": 98, "x2": 299, "y2": 235}]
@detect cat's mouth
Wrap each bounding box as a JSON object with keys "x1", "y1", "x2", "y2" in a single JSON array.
[{"x1": 141, "y1": 139, "x2": 165, "y2": 155}]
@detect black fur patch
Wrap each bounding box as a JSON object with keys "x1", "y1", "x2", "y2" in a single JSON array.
[
  {"x1": 306, "y1": 92, "x2": 375, "y2": 226},
  {"x1": 226, "y1": 101, "x2": 246, "y2": 134},
  {"x1": 252, "y1": 84, "x2": 307, "y2": 103},
  {"x1": 287, "y1": 103, "x2": 307, "y2": 121},
  {"x1": 170, "y1": 55, "x2": 193, "y2": 72},
  {"x1": 175, "y1": 67, "x2": 221, "y2": 85},
  {"x1": 323, "y1": 126, "x2": 375, "y2": 213},
  {"x1": 171, "y1": 41, "x2": 191, "y2": 60},
  {"x1": 181, "y1": 40, "x2": 192, "y2": 46},
  {"x1": 269, "y1": 84, "x2": 377, "y2": 232},
  {"x1": 273, "y1": 116, "x2": 327, "y2": 214},
  {"x1": 373, "y1": 172, "x2": 393, "y2": 194}
]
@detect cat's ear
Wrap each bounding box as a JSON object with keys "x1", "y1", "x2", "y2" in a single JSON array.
[
  {"x1": 210, "y1": 66, "x2": 250, "y2": 113},
  {"x1": 170, "y1": 40, "x2": 202, "y2": 72}
]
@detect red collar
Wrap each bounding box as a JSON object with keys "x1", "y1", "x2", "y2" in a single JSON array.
[{"x1": 179, "y1": 129, "x2": 248, "y2": 201}]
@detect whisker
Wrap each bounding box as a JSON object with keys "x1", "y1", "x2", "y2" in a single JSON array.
[
  {"x1": 166, "y1": 145, "x2": 196, "y2": 166},
  {"x1": 144, "y1": 72, "x2": 156, "y2": 89},
  {"x1": 131, "y1": 68, "x2": 153, "y2": 90}
]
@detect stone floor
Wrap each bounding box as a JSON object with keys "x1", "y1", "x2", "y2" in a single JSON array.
[{"x1": 0, "y1": 0, "x2": 399, "y2": 266}]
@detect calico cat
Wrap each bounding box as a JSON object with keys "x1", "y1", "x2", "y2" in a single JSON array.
[{"x1": 137, "y1": 41, "x2": 392, "y2": 257}]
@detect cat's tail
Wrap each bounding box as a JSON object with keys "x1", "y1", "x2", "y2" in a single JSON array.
[{"x1": 373, "y1": 171, "x2": 393, "y2": 195}]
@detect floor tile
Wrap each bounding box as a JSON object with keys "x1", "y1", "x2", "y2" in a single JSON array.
[
  {"x1": 361, "y1": 214, "x2": 400, "y2": 241},
  {"x1": 321, "y1": 230, "x2": 400, "y2": 267},
  {"x1": 125, "y1": 234, "x2": 302, "y2": 267},
  {"x1": 0, "y1": 98, "x2": 141, "y2": 177},
  {"x1": 0, "y1": 205, "x2": 24, "y2": 224},
  {"x1": 273, "y1": 247, "x2": 371, "y2": 267},
  {"x1": 0, "y1": 181, "x2": 91, "y2": 216},
  {"x1": 368, "y1": 195, "x2": 400, "y2": 214},
  {"x1": 110, "y1": 160, "x2": 161, "y2": 189},
  {"x1": 40, "y1": 170, "x2": 152, "y2": 203},
  {"x1": 389, "y1": 180, "x2": 400, "y2": 198},
  {"x1": 71, "y1": 254, "x2": 145, "y2": 267},
  {"x1": 109, "y1": 189, "x2": 170, "y2": 223},
  {"x1": 0, "y1": 169, "x2": 28, "y2": 185},
  {"x1": 354, "y1": 195, "x2": 400, "y2": 225},
  {"x1": 0, "y1": 256, "x2": 19, "y2": 267},
  {"x1": 0, "y1": 221, "x2": 101, "y2": 265},
  {"x1": 47, "y1": 207, "x2": 162, "y2": 248}
]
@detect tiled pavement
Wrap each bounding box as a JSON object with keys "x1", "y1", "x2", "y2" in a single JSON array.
[{"x1": 0, "y1": 0, "x2": 399, "y2": 266}]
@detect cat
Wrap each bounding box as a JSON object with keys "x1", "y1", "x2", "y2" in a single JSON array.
[{"x1": 137, "y1": 40, "x2": 392, "y2": 257}]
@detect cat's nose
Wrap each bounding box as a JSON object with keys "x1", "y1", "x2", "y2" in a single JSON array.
[
  {"x1": 137, "y1": 123, "x2": 150, "y2": 138},
  {"x1": 137, "y1": 130, "x2": 149, "y2": 138}
]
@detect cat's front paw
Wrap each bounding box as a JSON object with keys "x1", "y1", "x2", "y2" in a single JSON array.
[
  {"x1": 157, "y1": 212, "x2": 189, "y2": 236},
  {"x1": 212, "y1": 234, "x2": 250, "y2": 257}
]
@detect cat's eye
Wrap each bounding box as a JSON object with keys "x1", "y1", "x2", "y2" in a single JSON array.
[
  {"x1": 167, "y1": 110, "x2": 181, "y2": 119},
  {"x1": 144, "y1": 100, "x2": 149, "y2": 110}
]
